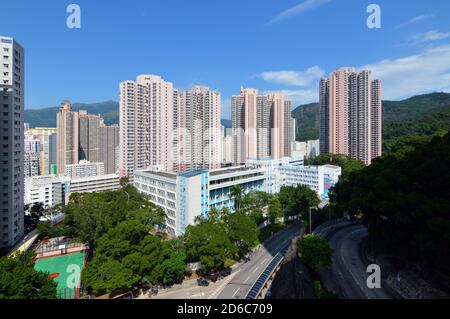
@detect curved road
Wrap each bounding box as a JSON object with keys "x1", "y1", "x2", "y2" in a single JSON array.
[
  {"x1": 216, "y1": 222, "x2": 302, "y2": 299},
  {"x1": 319, "y1": 224, "x2": 392, "y2": 299}
]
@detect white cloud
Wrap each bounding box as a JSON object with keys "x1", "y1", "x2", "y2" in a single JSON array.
[
  {"x1": 259, "y1": 44, "x2": 450, "y2": 105},
  {"x1": 360, "y1": 44, "x2": 450, "y2": 100},
  {"x1": 409, "y1": 30, "x2": 450, "y2": 43},
  {"x1": 395, "y1": 14, "x2": 435, "y2": 29},
  {"x1": 268, "y1": 0, "x2": 331, "y2": 25},
  {"x1": 259, "y1": 66, "x2": 325, "y2": 87}
]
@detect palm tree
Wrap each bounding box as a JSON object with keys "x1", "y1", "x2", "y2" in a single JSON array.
[{"x1": 230, "y1": 185, "x2": 243, "y2": 213}]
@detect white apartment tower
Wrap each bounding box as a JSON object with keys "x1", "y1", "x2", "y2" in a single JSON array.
[
  {"x1": 0, "y1": 36, "x2": 24, "y2": 250},
  {"x1": 320, "y1": 68, "x2": 382, "y2": 165}
]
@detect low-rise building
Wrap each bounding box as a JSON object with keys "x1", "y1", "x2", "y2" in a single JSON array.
[
  {"x1": 64, "y1": 160, "x2": 105, "y2": 178},
  {"x1": 24, "y1": 173, "x2": 121, "y2": 208},
  {"x1": 65, "y1": 173, "x2": 120, "y2": 196},
  {"x1": 24, "y1": 176, "x2": 65, "y2": 208},
  {"x1": 291, "y1": 139, "x2": 320, "y2": 160},
  {"x1": 134, "y1": 166, "x2": 266, "y2": 236}
]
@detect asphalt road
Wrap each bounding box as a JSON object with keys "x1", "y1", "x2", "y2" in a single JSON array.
[
  {"x1": 216, "y1": 222, "x2": 302, "y2": 299},
  {"x1": 320, "y1": 223, "x2": 392, "y2": 299}
]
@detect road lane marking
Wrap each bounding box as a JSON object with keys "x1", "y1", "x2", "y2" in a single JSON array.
[
  {"x1": 243, "y1": 276, "x2": 250, "y2": 284},
  {"x1": 252, "y1": 266, "x2": 260, "y2": 274},
  {"x1": 232, "y1": 288, "x2": 240, "y2": 298}
]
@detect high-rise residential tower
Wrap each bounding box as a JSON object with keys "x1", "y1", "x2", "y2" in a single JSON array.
[
  {"x1": 56, "y1": 101, "x2": 116, "y2": 175},
  {"x1": 56, "y1": 101, "x2": 79, "y2": 174},
  {"x1": 0, "y1": 35, "x2": 24, "y2": 250},
  {"x1": 319, "y1": 68, "x2": 382, "y2": 165},
  {"x1": 232, "y1": 88, "x2": 293, "y2": 164},
  {"x1": 100, "y1": 124, "x2": 119, "y2": 174},
  {"x1": 119, "y1": 75, "x2": 175, "y2": 178},
  {"x1": 178, "y1": 86, "x2": 221, "y2": 171},
  {"x1": 119, "y1": 75, "x2": 221, "y2": 178}
]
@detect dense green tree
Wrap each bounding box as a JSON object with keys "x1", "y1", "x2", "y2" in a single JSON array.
[
  {"x1": 0, "y1": 252, "x2": 57, "y2": 299},
  {"x1": 226, "y1": 212, "x2": 260, "y2": 258},
  {"x1": 279, "y1": 185, "x2": 320, "y2": 217},
  {"x1": 268, "y1": 196, "x2": 282, "y2": 224},
  {"x1": 332, "y1": 132, "x2": 450, "y2": 274},
  {"x1": 297, "y1": 235, "x2": 333, "y2": 272},
  {"x1": 184, "y1": 221, "x2": 237, "y2": 272},
  {"x1": 81, "y1": 257, "x2": 140, "y2": 295}
]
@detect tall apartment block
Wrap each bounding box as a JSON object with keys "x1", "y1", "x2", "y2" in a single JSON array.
[
  {"x1": 0, "y1": 36, "x2": 24, "y2": 250},
  {"x1": 119, "y1": 75, "x2": 222, "y2": 178},
  {"x1": 100, "y1": 124, "x2": 119, "y2": 174},
  {"x1": 232, "y1": 88, "x2": 293, "y2": 164},
  {"x1": 177, "y1": 86, "x2": 221, "y2": 171},
  {"x1": 56, "y1": 101, "x2": 118, "y2": 175},
  {"x1": 56, "y1": 101, "x2": 79, "y2": 174},
  {"x1": 119, "y1": 75, "x2": 175, "y2": 178},
  {"x1": 319, "y1": 68, "x2": 382, "y2": 165}
]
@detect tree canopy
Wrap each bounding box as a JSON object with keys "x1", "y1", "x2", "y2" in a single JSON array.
[
  {"x1": 0, "y1": 252, "x2": 57, "y2": 299},
  {"x1": 297, "y1": 235, "x2": 333, "y2": 272},
  {"x1": 278, "y1": 185, "x2": 320, "y2": 217},
  {"x1": 331, "y1": 132, "x2": 450, "y2": 274}
]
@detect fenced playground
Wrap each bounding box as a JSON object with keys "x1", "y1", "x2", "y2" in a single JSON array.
[{"x1": 33, "y1": 237, "x2": 88, "y2": 299}]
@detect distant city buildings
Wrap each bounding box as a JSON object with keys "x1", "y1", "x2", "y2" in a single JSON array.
[
  {"x1": 232, "y1": 88, "x2": 294, "y2": 165},
  {"x1": 119, "y1": 75, "x2": 222, "y2": 179},
  {"x1": 24, "y1": 127, "x2": 57, "y2": 176},
  {"x1": 320, "y1": 68, "x2": 382, "y2": 165},
  {"x1": 0, "y1": 35, "x2": 24, "y2": 249},
  {"x1": 56, "y1": 101, "x2": 118, "y2": 176}
]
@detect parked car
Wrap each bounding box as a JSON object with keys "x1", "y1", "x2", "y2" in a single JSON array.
[{"x1": 197, "y1": 278, "x2": 209, "y2": 287}]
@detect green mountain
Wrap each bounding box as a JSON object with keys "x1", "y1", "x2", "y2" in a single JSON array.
[
  {"x1": 25, "y1": 101, "x2": 233, "y2": 128},
  {"x1": 292, "y1": 92, "x2": 450, "y2": 152},
  {"x1": 292, "y1": 102, "x2": 320, "y2": 142}
]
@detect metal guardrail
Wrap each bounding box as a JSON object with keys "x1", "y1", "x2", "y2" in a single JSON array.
[{"x1": 245, "y1": 253, "x2": 284, "y2": 299}]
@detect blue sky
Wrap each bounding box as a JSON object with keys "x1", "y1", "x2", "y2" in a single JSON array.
[{"x1": 2, "y1": 0, "x2": 450, "y2": 119}]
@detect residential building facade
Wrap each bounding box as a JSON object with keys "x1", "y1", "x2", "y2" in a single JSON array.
[
  {"x1": 0, "y1": 35, "x2": 24, "y2": 249},
  {"x1": 319, "y1": 68, "x2": 382, "y2": 165}
]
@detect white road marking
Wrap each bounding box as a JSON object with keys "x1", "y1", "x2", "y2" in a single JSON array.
[
  {"x1": 252, "y1": 266, "x2": 260, "y2": 274},
  {"x1": 243, "y1": 276, "x2": 250, "y2": 284},
  {"x1": 232, "y1": 288, "x2": 240, "y2": 298}
]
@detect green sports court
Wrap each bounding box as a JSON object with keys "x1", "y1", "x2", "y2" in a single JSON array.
[{"x1": 34, "y1": 252, "x2": 85, "y2": 299}]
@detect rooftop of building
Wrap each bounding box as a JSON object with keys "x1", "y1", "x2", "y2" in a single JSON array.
[
  {"x1": 321, "y1": 164, "x2": 341, "y2": 170},
  {"x1": 209, "y1": 166, "x2": 263, "y2": 177},
  {"x1": 137, "y1": 170, "x2": 178, "y2": 180}
]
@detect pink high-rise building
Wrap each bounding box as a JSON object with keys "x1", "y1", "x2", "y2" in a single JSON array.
[
  {"x1": 119, "y1": 76, "x2": 222, "y2": 178},
  {"x1": 232, "y1": 88, "x2": 293, "y2": 164},
  {"x1": 320, "y1": 68, "x2": 382, "y2": 165}
]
